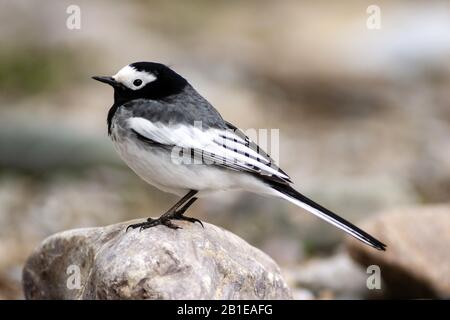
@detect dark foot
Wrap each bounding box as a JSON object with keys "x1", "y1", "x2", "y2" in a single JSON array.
[
  {"x1": 126, "y1": 217, "x2": 181, "y2": 232},
  {"x1": 126, "y1": 195, "x2": 203, "y2": 232},
  {"x1": 172, "y1": 212, "x2": 204, "y2": 228}
]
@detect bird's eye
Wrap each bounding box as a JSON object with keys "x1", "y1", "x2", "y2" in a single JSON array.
[{"x1": 133, "y1": 79, "x2": 143, "y2": 86}]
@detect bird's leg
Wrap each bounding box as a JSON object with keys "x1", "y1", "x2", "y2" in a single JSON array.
[
  {"x1": 171, "y1": 197, "x2": 203, "y2": 227},
  {"x1": 126, "y1": 190, "x2": 201, "y2": 231}
]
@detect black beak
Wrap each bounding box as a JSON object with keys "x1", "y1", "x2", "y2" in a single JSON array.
[{"x1": 92, "y1": 76, "x2": 117, "y2": 87}]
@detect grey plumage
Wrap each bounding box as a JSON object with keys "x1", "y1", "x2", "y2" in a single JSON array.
[{"x1": 124, "y1": 85, "x2": 227, "y2": 130}]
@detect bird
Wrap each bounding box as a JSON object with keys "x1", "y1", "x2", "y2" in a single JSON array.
[{"x1": 92, "y1": 61, "x2": 386, "y2": 251}]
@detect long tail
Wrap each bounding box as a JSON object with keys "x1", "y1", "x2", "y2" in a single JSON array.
[{"x1": 269, "y1": 183, "x2": 386, "y2": 251}]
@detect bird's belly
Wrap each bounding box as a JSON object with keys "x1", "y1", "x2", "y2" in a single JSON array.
[{"x1": 112, "y1": 138, "x2": 262, "y2": 196}]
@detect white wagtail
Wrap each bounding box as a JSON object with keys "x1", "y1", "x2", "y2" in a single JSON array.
[{"x1": 92, "y1": 62, "x2": 386, "y2": 251}]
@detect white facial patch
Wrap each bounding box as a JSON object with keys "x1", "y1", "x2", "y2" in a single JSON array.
[{"x1": 112, "y1": 65, "x2": 157, "y2": 90}]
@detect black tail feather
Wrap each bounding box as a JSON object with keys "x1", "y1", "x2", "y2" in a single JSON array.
[{"x1": 269, "y1": 183, "x2": 386, "y2": 251}]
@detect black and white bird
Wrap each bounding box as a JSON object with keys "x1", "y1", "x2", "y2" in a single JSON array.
[{"x1": 93, "y1": 62, "x2": 386, "y2": 251}]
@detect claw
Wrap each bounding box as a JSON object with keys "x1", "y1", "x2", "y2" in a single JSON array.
[
  {"x1": 126, "y1": 211, "x2": 203, "y2": 232},
  {"x1": 126, "y1": 222, "x2": 145, "y2": 232},
  {"x1": 126, "y1": 216, "x2": 183, "y2": 232},
  {"x1": 196, "y1": 219, "x2": 204, "y2": 228},
  {"x1": 188, "y1": 217, "x2": 204, "y2": 228},
  {"x1": 173, "y1": 214, "x2": 204, "y2": 228}
]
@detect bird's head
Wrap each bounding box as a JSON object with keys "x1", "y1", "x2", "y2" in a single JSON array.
[{"x1": 92, "y1": 62, "x2": 188, "y2": 104}]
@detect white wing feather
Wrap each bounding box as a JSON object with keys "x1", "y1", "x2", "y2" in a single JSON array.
[{"x1": 128, "y1": 117, "x2": 289, "y2": 180}]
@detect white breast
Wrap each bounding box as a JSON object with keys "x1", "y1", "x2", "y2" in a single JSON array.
[{"x1": 111, "y1": 136, "x2": 267, "y2": 197}]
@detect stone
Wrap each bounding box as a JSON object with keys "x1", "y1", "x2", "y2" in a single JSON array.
[
  {"x1": 284, "y1": 252, "x2": 371, "y2": 299},
  {"x1": 23, "y1": 219, "x2": 292, "y2": 300},
  {"x1": 347, "y1": 205, "x2": 450, "y2": 298}
]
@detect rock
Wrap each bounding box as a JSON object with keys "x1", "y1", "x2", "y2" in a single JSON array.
[
  {"x1": 23, "y1": 219, "x2": 292, "y2": 300},
  {"x1": 347, "y1": 205, "x2": 450, "y2": 298},
  {"x1": 290, "y1": 288, "x2": 315, "y2": 300},
  {"x1": 284, "y1": 252, "x2": 371, "y2": 299}
]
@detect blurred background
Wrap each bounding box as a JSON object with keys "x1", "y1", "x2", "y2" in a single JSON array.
[{"x1": 1, "y1": 0, "x2": 449, "y2": 299}]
